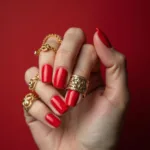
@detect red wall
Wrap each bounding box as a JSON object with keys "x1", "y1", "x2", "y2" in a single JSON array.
[{"x1": 1, "y1": 0, "x2": 150, "y2": 149}]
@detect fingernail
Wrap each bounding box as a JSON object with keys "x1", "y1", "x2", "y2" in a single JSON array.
[
  {"x1": 45, "y1": 113, "x2": 61, "y2": 128},
  {"x1": 96, "y1": 28, "x2": 112, "y2": 48},
  {"x1": 42, "y1": 64, "x2": 53, "y2": 83},
  {"x1": 65, "y1": 90, "x2": 79, "y2": 107},
  {"x1": 54, "y1": 67, "x2": 68, "y2": 89},
  {"x1": 51, "y1": 96, "x2": 68, "y2": 114}
]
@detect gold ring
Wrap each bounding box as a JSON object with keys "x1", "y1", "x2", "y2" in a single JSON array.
[
  {"x1": 28, "y1": 74, "x2": 39, "y2": 91},
  {"x1": 22, "y1": 93, "x2": 39, "y2": 112},
  {"x1": 42, "y1": 34, "x2": 62, "y2": 45},
  {"x1": 34, "y1": 43, "x2": 57, "y2": 55},
  {"x1": 67, "y1": 75, "x2": 89, "y2": 97},
  {"x1": 34, "y1": 34, "x2": 62, "y2": 56}
]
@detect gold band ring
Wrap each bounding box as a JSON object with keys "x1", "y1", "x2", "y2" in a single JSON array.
[
  {"x1": 28, "y1": 74, "x2": 39, "y2": 91},
  {"x1": 67, "y1": 75, "x2": 89, "y2": 97},
  {"x1": 34, "y1": 34, "x2": 62, "y2": 56},
  {"x1": 22, "y1": 93, "x2": 39, "y2": 112}
]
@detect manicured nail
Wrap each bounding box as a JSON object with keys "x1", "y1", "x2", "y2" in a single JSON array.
[
  {"x1": 65, "y1": 90, "x2": 79, "y2": 107},
  {"x1": 96, "y1": 28, "x2": 112, "y2": 48},
  {"x1": 45, "y1": 113, "x2": 61, "y2": 128},
  {"x1": 51, "y1": 96, "x2": 68, "y2": 114},
  {"x1": 42, "y1": 64, "x2": 53, "y2": 83},
  {"x1": 54, "y1": 67, "x2": 68, "y2": 89}
]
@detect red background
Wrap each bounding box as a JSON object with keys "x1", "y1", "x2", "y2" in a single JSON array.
[{"x1": 1, "y1": 0, "x2": 150, "y2": 149}]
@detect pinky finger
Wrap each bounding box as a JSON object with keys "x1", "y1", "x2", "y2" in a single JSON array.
[{"x1": 23, "y1": 98, "x2": 61, "y2": 128}]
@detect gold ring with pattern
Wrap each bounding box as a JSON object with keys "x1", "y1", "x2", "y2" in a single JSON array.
[
  {"x1": 66, "y1": 75, "x2": 89, "y2": 97},
  {"x1": 42, "y1": 34, "x2": 62, "y2": 45},
  {"x1": 34, "y1": 34, "x2": 62, "y2": 56},
  {"x1": 34, "y1": 43, "x2": 57, "y2": 55},
  {"x1": 22, "y1": 93, "x2": 39, "y2": 112},
  {"x1": 28, "y1": 74, "x2": 39, "y2": 91}
]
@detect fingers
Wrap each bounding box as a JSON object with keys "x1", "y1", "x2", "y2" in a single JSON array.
[
  {"x1": 25, "y1": 67, "x2": 68, "y2": 117},
  {"x1": 24, "y1": 98, "x2": 61, "y2": 128},
  {"x1": 53, "y1": 27, "x2": 85, "y2": 89},
  {"x1": 93, "y1": 28, "x2": 129, "y2": 105},
  {"x1": 39, "y1": 36, "x2": 61, "y2": 83},
  {"x1": 65, "y1": 44, "x2": 97, "y2": 107}
]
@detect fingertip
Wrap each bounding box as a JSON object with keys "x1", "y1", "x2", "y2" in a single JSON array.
[{"x1": 24, "y1": 66, "x2": 39, "y2": 83}]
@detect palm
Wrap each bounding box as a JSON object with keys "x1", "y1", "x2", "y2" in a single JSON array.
[{"x1": 26, "y1": 74, "x2": 124, "y2": 150}]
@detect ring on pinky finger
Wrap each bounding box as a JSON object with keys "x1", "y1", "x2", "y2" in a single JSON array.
[{"x1": 22, "y1": 93, "x2": 61, "y2": 128}]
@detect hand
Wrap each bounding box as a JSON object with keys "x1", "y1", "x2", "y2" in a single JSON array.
[{"x1": 24, "y1": 27, "x2": 129, "y2": 150}]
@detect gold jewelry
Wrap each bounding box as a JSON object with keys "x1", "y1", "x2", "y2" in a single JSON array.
[
  {"x1": 42, "y1": 34, "x2": 62, "y2": 45},
  {"x1": 22, "y1": 93, "x2": 39, "y2": 112},
  {"x1": 34, "y1": 43, "x2": 57, "y2": 55},
  {"x1": 67, "y1": 75, "x2": 89, "y2": 97},
  {"x1": 28, "y1": 74, "x2": 39, "y2": 91},
  {"x1": 34, "y1": 34, "x2": 62, "y2": 56}
]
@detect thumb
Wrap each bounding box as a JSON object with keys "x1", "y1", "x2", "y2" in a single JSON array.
[{"x1": 93, "y1": 28, "x2": 128, "y2": 104}]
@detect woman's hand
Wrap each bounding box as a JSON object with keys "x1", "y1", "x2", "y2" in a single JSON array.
[{"x1": 24, "y1": 27, "x2": 129, "y2": 150}]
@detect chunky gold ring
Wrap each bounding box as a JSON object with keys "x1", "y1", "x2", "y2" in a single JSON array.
[
  {"x1": 22, "y1": 93, "x2": 39, "y2": 112},
  {"x1": 28, "y1": 74, "x2": 39, "y2": 91},
  {"x1": 34, "y1": 34, "x2": 62, "y2": 56},
  {"x1": 67, "y1": 75, "x2": 89, "y2": 97}
]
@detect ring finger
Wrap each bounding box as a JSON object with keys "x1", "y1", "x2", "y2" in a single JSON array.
[{"x1": 25, "y1": 67, "x2": 68, "y2": 116}]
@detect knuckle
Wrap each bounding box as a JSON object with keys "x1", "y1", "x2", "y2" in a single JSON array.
[
  {"x1": 66, "y1": 27, "x2": 85, "y2": 40},
  {"x1": 77, "y1": 66, "x2": 87, "y2": 76},
  {"x1": 116, "y1": 53, "x2": 126, "y2": 66},
  {"x1": 82, "y1": 44, "x2": 97, "y2": 61},
  {"x1": 57, "y1": 47, "x2": 73, "y2": 57},
  {"x1": 24, "y1": 67, "x2": 38, "y2": 81},
  {"x1": 29, "y1": 101, "x2": 44, "y2": 115}
]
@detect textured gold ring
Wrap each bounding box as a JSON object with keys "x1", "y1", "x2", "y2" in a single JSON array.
[
  {"x1": 67, "y1": 75, "x2": 89, "y2": 97},
  {"x1": 34, "y1": 34, "x2": 62, "y2": 56},
  {"x1": 22, "y1": 93, "x2": 39, "y2": 112},
  {"x1": 28, "y1": 74, "x2": 39, "y2": 91}
]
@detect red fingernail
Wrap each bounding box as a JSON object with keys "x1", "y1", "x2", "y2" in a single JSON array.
[
  {"x1": 45, "y1": 113, "x2": 61, "y2": 128},
  {"x1": 54, "y1": 67, "x2": 68, "y2": 89},
  {"x1": 51, "y1": 96, "x2": 68, "y2": 114},
  {"x1": 65, "y1": 90, "x2": 79, "y2": 107},
  {"x1": 96, "y1": 28, "x2": 112, "y2": 48},
  {"x1": 42, "y1": 64, "x2": 53, "y2": 83}
]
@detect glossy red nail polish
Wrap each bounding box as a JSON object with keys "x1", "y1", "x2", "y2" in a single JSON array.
[
  {"x1": 54, "y1": 67, "x2": 68, "y2": 89},
  {"x1": 96, "y1": 28, "x2": 112, "y2": 48},
  {"x1": 65, "y1": 90, "x2": 79, "y2": 107},
  {"x1": 45, "y1": 113, "x2": 61, "y2": 128},
  {"x1": 42, "y1": 64, "x2": 53, "y2": 83},
  {"x1": 51, "y1": 96, "x2": 68, "y2": 114}
]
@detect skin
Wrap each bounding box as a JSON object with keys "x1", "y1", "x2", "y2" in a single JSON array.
[{"x1": 24, "y1": 28, "x2": 129, "y2": 150}]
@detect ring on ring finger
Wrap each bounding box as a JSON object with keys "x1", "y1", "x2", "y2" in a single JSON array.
[
  {"x1": 28, "y1": 73, "x2": 39, "y2": 92},
  {"x1": 22, "y1": 93, "x2": 39, "y2": 112}
]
